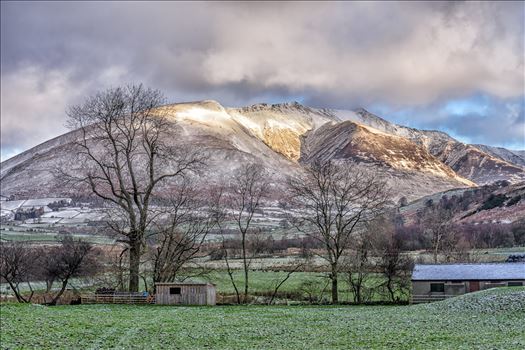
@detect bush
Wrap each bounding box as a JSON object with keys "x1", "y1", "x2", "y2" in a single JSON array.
[
  {"x1": 479, "y1": 194, "x2": 507, "y2": 211},
  {"x1": 506, "y1": 195, "x2": 522, "y2": 207}
]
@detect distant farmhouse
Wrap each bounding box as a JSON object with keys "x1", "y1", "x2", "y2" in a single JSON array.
[{"x1": 411, "y1": 263, "x2": 525, "y2": 303}]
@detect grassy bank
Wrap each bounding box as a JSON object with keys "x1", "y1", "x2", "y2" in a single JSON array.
[{"x1": 1, "y1": 288, "x2": 523, "y2": 349}]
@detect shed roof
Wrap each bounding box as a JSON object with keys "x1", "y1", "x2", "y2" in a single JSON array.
[
  {"x1": 412, "y1": 263, "x2": 525, "y2": 281},
  {"x1": 155, "y1": 281, "x2": 216, "y2": 286}
]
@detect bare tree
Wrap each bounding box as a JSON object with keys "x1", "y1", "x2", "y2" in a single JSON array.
[
  {"x1": 221, "y1": 164, "x2": 269, "y2": 303},
  {"x1": 343, "y1": 231, "x2": 375, "y2": 304},
  {"x1": 288, "y1": 161, "x2": 389, "y2": 304},
  {"x1": 41, "y1": 236, "x2": 97, "y2": 305},
  {"x1": 373, "y1": 217, "x2": 413, "y2": 302},
  {"x1": 267, "y1": 262, "x2": 305, "y2": 305},
  {"x1": 149, "y1": 179, "x2": 217, "y2": 286},
  {"x1": 421, "y1": 203, "x2": 458, "y2": 263},
  {"x1": 63, "y1": 84, "x2": 204, "y2": 291},
  {"x1": 0, "y1": 242, "x2": 38, "y2": 303}
]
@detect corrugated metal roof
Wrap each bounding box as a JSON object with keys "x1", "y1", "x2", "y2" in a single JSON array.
[{"x1": 412, "y1": 263, "x2": 525, "y2": 281}]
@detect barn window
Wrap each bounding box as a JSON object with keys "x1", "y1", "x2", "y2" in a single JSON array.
[
  {"x1": 508, "y1": 282, "x2": 523, "y2": 287},
  {"x1": 170, "y1": 287, "x2": 181, "y2": 295},
  {"x1": 430, "y1": 283, "x2": 445, "y2": 293}
]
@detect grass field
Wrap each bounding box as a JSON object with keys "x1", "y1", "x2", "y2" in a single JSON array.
[
  {"x1": 207, "y1": 270, "x2": 395, "y2": 302},
  {"x1": 0, "y1": 228, "x2": 115, "y2": 245},
  {"x1": 1, "y1": 288, "x2": 523, "y2": 349}
]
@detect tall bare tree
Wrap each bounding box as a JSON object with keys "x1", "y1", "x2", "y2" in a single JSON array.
[
  {"x1": 288, "y1": 161, "x2": 389, "y2": 304},
  {"x1": 221, "y1": 164, "x2": 269, "y2": 303},
  {"x1": 64, "y1": 84, "x2": 204, "y2": 291}
]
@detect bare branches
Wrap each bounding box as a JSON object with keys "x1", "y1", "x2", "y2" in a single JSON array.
[
  {"x1": 61, "y1": 84, "x2": 205, "y2": 291},
  {"x1": 0, "y1": 242, "x2": 39, "y2": 303},
  {"x1": 218, "y1": 163, "x2": 269, "y2": 304},
  {"x1": 287, "y1": 160, "x2": 389, "y2": 303},
  {"x1": 149, "y1": 179, "x2": 217, "y2": 284},
  {"x1": 41, "y1": 236, "x2": 96, "y2": 305},
  {"x1": 421, "y1": 202, "x2": 459, "y2": 263},
  {"x1": 372, "y1": 217, "x2": 414, "y2": 302}
]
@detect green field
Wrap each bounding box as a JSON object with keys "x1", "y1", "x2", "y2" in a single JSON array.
[
  {"x1": 0, "y1": 228, "x2": 115, "y2": 245},
  {"x1": 1, "y1": 288, "x2": 523, "y2": 349},
  {"x1": 207, "y1": 270, "x2": 395, "y2": 302}
]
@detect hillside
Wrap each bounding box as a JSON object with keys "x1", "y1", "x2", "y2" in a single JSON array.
[
  {"x1": 1, "y1": 101, "x2": 523, "y2": 201},
  {"x1": 400, "y1": 181, "x2": 525, "y2": 224}
]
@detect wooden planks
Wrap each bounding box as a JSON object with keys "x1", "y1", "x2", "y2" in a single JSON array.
[{"x1": 81, "y1": 293, "x2": 153, "y2": 304}]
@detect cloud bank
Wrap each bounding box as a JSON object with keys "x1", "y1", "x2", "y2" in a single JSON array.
[{"x1": 1, "y1": 1, "x2": 524, "y2": 159}]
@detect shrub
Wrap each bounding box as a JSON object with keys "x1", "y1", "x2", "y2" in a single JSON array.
[{"x1": 479, "y1": 194, "x2": 507, "y2": 211}]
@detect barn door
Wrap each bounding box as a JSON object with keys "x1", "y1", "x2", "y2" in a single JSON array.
[{"x1": 469, "y1": 281, "x2": 480, "y2": 292}]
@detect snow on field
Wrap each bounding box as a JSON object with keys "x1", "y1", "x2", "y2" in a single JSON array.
[
  {"x1": 0, "y1": 210, "x2": 14, "y2": 220},
  {"x1": 36, "y1": 217, "x2": 63, "y2": 224},
  {"x1": 0, "y1": 200, "x2": 25, "y2": 211},
  {"x1": 22, "y1": 198, "x2": 71, "y2": 207},
  {"x1": 59, "y1": 218, "x2": 90, "y2": 224},
  {"x1": 74, "y1": 211, "x2": 107, "y2": 221},
  {"x1": 41, "y1": 210, "x2": 80, "y2": 219}
]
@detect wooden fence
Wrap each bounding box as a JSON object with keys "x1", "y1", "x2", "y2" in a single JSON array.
[
  {"x1": 81, "y1": 292, "x2": 154, "y2": 305},
  {"x1": 411, "y1": 294, "x2": 457, "y2": 304}
]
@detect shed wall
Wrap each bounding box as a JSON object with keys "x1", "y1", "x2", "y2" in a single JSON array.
[
  {"x1": 411, "y1": 280, "x2": 524, "y2": 303},
  {"x1": 155, "y1": 284, "x2": 216, "y2": 305}
]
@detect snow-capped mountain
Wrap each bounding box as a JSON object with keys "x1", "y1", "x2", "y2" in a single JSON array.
[{"x1": 1, "y1": 100, "x2": 523, "y2": 201}]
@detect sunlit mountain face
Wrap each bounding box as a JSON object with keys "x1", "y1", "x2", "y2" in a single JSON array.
[{"x1": 1, "y1": 101, "x2": 524, "y2": 203}]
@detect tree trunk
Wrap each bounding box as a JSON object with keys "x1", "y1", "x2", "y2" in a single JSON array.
[
  {"x1": 46, "y1": 278, "x2": 55, "y2": 293},
  {"x1": 7, "y1": 281, "x2": 25, "y2": 303},
  {"x1": 50, "y1": 279, "x2": 69, "y2": 305},
  {"x1": 331, "y1": 264, "x2": 339, "y2": 304},
  {"x1": 129, "y1": 240, "x2": 141, "y2": 292},
  {"x1": 242, "y1": 232, "x2": 249, "y2": 304},
  {"x1": 243, "y1": 259, "x2": 249, "y2": 304},
  {"x1": 387, "y1": 279, "x2": 396, "y2": 302},
  {"x1": 355, "y1": 282, "x2": 361, "y2": 304}
]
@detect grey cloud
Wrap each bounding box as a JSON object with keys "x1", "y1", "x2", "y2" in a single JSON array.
[{"x1": 1, "y1": 1, "x2": 524, "y2": 158}]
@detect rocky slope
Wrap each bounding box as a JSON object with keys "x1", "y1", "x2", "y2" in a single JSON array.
[
  {"x1": 473, "y1": 144, "x2": 525, "y2": 168},
  {"x1": 1, "y1": 101, "x2": 521, "y2": 201},
  {"x1": 323, "y1": 108, "x2": 525, "y2": 184}
]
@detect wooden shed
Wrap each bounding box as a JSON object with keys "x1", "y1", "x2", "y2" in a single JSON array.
[{"x1": 155, "y1": 282, "x2": 216, "y2": 305}]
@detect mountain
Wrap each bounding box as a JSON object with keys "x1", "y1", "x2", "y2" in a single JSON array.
[
  {"x1": 1, "y1": 100, "x2": 523, "y2": 201},
  {"x1": 320, "y1": 108, "x2": 525, "y2": 184},
  {"x1": 472, "y1": 145, "x2": 525, "y2": 168}
]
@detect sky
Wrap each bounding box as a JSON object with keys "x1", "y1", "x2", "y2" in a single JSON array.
[{"x1": 1, "y1": 1, "x2": 524, "y2": 161}]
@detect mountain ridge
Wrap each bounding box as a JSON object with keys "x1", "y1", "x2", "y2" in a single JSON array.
[{"x1": 1, "y1": 100, "x2": 523, "y2": 201}]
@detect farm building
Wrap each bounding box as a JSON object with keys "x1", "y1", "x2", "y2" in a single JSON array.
[
  {"x1": 155, "y1": 282, "x2": 216, "y2": 306},
  {"x1": 411, "y1": 263, "x2": 525, "y2": 303}
]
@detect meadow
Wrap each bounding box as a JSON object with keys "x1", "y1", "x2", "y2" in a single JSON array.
[{"x1": 1, "y1": 288, "x2": 523, "y2": 349}]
